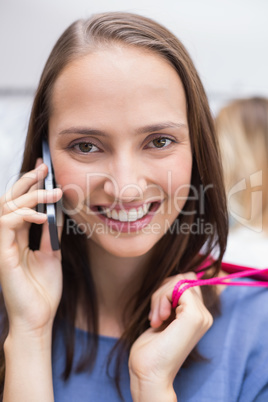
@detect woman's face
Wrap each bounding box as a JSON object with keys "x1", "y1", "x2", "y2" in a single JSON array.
[{"x1": 48, "y1": 46, "x2": 192, "y2": 257}]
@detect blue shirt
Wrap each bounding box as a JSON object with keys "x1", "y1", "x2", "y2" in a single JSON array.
[{"x1": 52, "y1": 283, "x2": 268, "y2": 401}]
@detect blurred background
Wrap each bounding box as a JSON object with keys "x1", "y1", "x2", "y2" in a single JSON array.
[{"x1": 1, "y1": 0, "x2": 268, "y2": 196}]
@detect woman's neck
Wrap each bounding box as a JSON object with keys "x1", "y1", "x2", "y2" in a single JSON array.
[{"x1": 76, "y1": 240, "x2": 153, "y2": 337}]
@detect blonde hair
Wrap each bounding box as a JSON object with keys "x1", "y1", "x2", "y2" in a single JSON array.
[{"x1": 215, "y1": 97, "x2": 268, "y2": 231}]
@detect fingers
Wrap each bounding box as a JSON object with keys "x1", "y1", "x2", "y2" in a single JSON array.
[
  {"x1": 39, "y1": 219, "x2": 51, "y2": 253},
  {"x1": 1, "y1": 188, "x2": 62, "y2": 215},
  {"x1": 167, "y1": 288, "x2": 213, "y2": 365},
  {"x1": 0, "y1": 188, "x2": 62, "y2": 254},
  {"x1": 39, "y1": 220, "x2": 57, "y2": 255},
  {"x1": 149, "y1": 272, "x2": 201, "y2": 329},
  {"x1": 158, "y1": 289, "x2": 213, "y2": 371},
  {"x1": 0, "y1": 209, "x2": 48, "y2": 264},
  {"x1": 149, "y1": 294, "x2": 171, "y2": 328},
  {"x1": 1, "y1": 162, "x2": 48, "y2": 206},
  {"x1": 172, "y1": 279, "x2": 213, "y2": 340},
  {"x1": 144, "y1": 274, "x2": 213, "y2": 381},
  {"x1": 0, "y1": 158, "x2": 63, "y2": 262}
]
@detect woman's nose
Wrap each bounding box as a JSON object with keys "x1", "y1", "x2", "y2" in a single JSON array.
[{"x1": 103, "y1": 161, "x2": 148, "y2": 202}]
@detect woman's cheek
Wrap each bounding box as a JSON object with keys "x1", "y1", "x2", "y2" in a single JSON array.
[
  {"x1": 167, "y1": 159, "x2": 192, "y2": 212},
  {"x1": 54, "y1": 172, "x2": 86, "y2": 215}
]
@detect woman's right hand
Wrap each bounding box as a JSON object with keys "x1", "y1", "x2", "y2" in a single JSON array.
[
  {"x1": 129, "y1": 273, "x2": 213, "y2": 401},
  {"x1": 0, "y1": 159, "x2": 63, "y2": 338}
]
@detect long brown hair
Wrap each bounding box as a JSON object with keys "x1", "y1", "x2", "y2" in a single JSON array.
[{"x1": 0, "y1": 12, "x2": 228, "y2": 399}]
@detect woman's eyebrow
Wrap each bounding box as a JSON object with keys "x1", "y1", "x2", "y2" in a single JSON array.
[
  {"x1": 58, "y1": 127, "x2": 108, "y2": 137},
  {"x1": 58, "y1": 122, "x2": 188, "y2": 137},
  {"x1": 136, "y1": 122, "x2": 188, "y2": 134}
]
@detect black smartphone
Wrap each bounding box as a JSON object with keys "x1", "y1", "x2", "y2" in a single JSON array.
[{"x1": 42, "y1": 139, "x2": 60, "y2": 250}]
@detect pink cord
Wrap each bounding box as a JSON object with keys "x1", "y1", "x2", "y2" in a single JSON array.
[{"x1": 171, "y1": 263, "x2": 268, "y2": 309}]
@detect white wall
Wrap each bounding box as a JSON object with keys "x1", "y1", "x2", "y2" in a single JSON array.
[
  {"x1": 1, "y1": 0, "x2": 268, "y2": 196},
  {"x1": 1, "y1": 0, "x2": 268, "y2": 96}
]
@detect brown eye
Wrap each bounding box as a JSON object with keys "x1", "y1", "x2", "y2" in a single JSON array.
[
  {"x1": 70, "y1": 141, "x2": 100, "y2": 154},
  {"x1": 76, "y1": 142, "x2": 98, "y2": 154},
  {"x1": 78, "y1": 143, "x2": 93, "y2": 152},
  {"x1": 149, "y1": 137, "x2": 173, "y2": 148},
  {"x1": 153, "y1": 138, "x2": 167, "y2": 148}
]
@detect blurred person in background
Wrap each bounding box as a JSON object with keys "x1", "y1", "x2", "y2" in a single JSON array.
[{"x1": 216, "y1": 96, "x2": 268, "y2": 268}]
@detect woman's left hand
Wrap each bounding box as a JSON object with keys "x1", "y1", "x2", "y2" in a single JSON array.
[{"x1": 128, "y1": 272, "x2": 213, "y2": 402}]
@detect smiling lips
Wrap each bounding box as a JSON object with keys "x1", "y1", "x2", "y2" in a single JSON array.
[
  {"x1": 91, "y1": 201, "x2": 162, "y2": 224},
  {"x1": 98, "y1": 203, "x2": 151, "y2": 222}
]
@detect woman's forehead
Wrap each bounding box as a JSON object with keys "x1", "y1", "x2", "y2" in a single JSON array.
[
  {"x1": 50, "y1": 47, "x2": 188, "y2": 129},
  {"x1": 52, "y1": 47, "x2": 185, "y2": 101}
]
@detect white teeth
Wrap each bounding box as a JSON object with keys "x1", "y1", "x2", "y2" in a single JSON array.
[
  {"x1": 118, "y1": 210, "x2": 128, "y2": 222},
  {"x1": 106, "y1": 210, "x2": 112, "y2": 218},
  {"x1": 100, "y1": 203, "x2": 152, "y2": 222},
  {"x1": 137, "y1": 206, "x2": 144, "y2": 219},
  {"x1": 111, "y1": 210, "x2": 118, "y2": 220},
  {"x1": 127, "y1": 208, "x2": 137, "y2": 222}
]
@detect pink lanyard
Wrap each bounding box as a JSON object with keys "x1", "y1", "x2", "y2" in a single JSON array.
[{"x1": 172, "y1": 260, "x2": 268, "y2": 309}]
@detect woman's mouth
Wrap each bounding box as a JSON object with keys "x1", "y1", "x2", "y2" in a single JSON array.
[
  {"x1": 90, "y1": 201, "x2": 162, "y2": 232},
  {"x1": 97, "y1": 202, "x2": 155, "y2": 222}
]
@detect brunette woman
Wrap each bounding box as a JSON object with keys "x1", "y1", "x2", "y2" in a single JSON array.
[{"x1": 0, "y1": 12, "x2": 267, "y2": 402}]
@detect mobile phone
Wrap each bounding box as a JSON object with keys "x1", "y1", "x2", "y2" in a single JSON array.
[{"x1": 42, "y1": 139, "x2": 60, "y2": 250}]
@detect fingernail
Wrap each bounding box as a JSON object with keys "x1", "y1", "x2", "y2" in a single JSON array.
[
  {"x1": 47, "y1": 188, "x2": 58, "y2": 194},
  {"x1": 37, "y1": 212, "x2": 47, "y2": 217},
  {"x1": 52, "y1": 188, "x2": 62, "y2": 196}
]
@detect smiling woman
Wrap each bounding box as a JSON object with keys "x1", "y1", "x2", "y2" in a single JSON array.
[
  {"x1": 48, "y1": 46, "x2": 192, "y2": 257},
  {"x1": 1, "y1": 11, "x2": 267, "y2": 402}
]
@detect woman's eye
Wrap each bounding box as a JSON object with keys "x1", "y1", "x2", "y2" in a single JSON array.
[
  {"x1": 147, "y1": 137, "x2": 173, "y2": 149},
  {"x1": 72, "y1": 142, "x2": 99, "y2": 153}
]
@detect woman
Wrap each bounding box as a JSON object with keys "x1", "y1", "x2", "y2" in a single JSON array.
[{"x1": 0, "y1": 12, "x2": 267, "y2": 402}]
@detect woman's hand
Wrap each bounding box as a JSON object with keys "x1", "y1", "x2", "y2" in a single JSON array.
[
  {"x1": 0, "y1": 159, "x2": 63, "y2": 338},
  {"x1": 129, "y1": 272, "x2": 213, "y2": 402}
]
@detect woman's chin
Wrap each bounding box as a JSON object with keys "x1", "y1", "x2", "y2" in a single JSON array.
[{"x1": 88, "y1": 235, "x2": 157, "y2": 259}]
